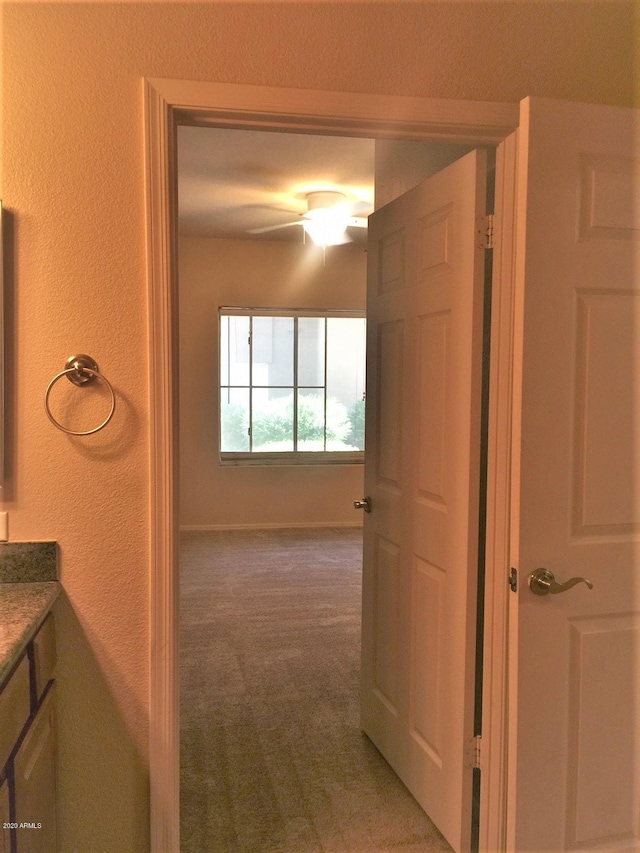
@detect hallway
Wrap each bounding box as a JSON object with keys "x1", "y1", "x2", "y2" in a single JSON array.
[{"x1": 179, "y1": 527, "x2": 452, "y2": 852}]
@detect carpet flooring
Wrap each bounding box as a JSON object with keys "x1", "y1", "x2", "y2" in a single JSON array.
[{"x1": 180, "y1": 527, "x2": 453, "y2": 853}]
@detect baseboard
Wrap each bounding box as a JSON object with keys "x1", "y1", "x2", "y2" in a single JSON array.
[{"x1": 180, "y1": 521, "x2": 364, "y2": 532}]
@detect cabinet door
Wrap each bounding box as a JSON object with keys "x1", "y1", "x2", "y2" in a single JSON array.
[
  {"x1": 0, "y1": 657, "x2": 30, "y2": 772},
  {"x1": 0, "y1": 777, "x2": 10, "y2": 853},
  {"x1": 13, "y1": 685, "x2": 57, "y2": 853}
]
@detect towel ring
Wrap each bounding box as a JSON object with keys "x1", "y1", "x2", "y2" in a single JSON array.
[{"x1": 45, "y1": 354, "x2": 116, "y2": 435}]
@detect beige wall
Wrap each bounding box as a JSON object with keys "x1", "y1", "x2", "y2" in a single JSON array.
[
  {"x1": 375, "y1": 139, "x2": 474, "y2": 208},
  {"x1": 1, "y1": 3, "x2": 635, "y2": 850},
  {"x1": 179, "y1": 236, "x2": 366, "y2": 528}
]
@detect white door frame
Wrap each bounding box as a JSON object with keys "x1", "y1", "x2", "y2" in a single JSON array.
[{"x1": 143, "y1": 76, "x2": 520, "y2": 853}]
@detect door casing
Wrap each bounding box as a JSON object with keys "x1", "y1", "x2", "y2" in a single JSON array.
[{"x1": 143, "y1": 76, "x2": 520, "y2": 853}]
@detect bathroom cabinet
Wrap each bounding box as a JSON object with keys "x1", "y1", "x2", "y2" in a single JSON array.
[
  {"x1": 0, "y1": 778, "x2": 10, "y2": 853},
  {"x1": 0, "y1": 613, "x2": 57, "y2": 852}
]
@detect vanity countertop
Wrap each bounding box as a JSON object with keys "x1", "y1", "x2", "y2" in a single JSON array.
[{"x1": 0, "y1": 581, "x2": 61, "y2": 685}]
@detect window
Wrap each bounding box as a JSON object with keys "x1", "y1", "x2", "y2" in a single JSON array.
[{"x1": 219, "y1": 308, "x2": 366, "y2": 464}]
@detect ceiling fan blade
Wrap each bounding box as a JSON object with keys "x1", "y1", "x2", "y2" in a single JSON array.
[
  {"x1": 346, "y1": 217, "x2": 368, "y2": 229},
  {"x1": 247, "y1": 220, "x2": 301, "y2": 234},
  {"x1": 240, "y1": 203, "x2": 302, "y2": 216}
]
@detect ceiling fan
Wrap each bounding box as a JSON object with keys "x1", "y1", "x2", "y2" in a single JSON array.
[{"x1": 247, "y1": 191, "x2": 369, "y2": 246}]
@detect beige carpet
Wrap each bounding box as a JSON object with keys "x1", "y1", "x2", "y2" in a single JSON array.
[{"x1": 180, "y1": 527, "x2": 453, "y2": 853}]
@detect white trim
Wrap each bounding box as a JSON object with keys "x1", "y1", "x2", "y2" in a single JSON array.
[
  {"x1": 145, "y1": 79, "x2": 180, "y2": 853},
  {"x1": 147, "y1": 78, "x2": 518, "y2": 143},
  {"x1": 219, "y1": 306, "x2": 365, "y2": 318},
  {"x1": 180, "y1": 522, "x2": 364, "y2": 532},
  {"x1": 144, "y1": 76, "x2": 520, "y2": 853},
  {"x1": 479, "y1": 129, "x2": 519, "y2": 853},
  {"x1": 220, "y1": 453, "x2": 365, "y2": 466}
]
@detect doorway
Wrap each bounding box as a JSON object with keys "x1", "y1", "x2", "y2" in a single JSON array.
[
  {"x1": 176, "y1": 122, "x2": 490, "y2": 851},
  {"x1": 144, "y1": 76, "x2": 520, "y2": 853}
]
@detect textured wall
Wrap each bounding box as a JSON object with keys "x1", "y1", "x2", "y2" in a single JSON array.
[
  {"x1": 1, "y1": 2, "x2": 635, "y2": 850},
  {"x1": 179, "y1": 236, "x2": 366, "y2": 529}
]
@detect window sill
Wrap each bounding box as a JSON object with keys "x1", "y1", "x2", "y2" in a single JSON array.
[{"x1": 220, "y1": 451, "x2": 364, "y2": 467}]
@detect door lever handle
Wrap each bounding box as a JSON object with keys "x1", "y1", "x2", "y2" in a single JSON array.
[
  {"x1": 529, "y1": 568, "x2": 593, "y2": 596},
  {"x1": 354, "y1": 497, "x2": 371, "y2": 513}
]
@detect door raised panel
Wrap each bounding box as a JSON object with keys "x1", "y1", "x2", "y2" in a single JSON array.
[
  {"x1": 376, "y1": 321, "x2": 404, "y2": 487},
  {"x1": 419, "y1": 205, "x2": 452, "y2": 279},
  {"x1": 410, "y1": 557, "x2": 445, "y2": 767},
  {"x1": 579, "y1": 155, "x2": 640, "y2": 241},
  {"x1": 573, "y1": 291, "x2": 640, "y2": 535},
  {"x1": 378, "y1": 230, "x2": 406, "y2": 294},
  {"x1": 373, "y1": 535, "x2": 401, "y2": 714},
  {"x1": 567, "y1": 615, "x2": 640, "y2": 847},
  {"x1": 417, "y1": 313, "x2": 450, "y2": 506}
]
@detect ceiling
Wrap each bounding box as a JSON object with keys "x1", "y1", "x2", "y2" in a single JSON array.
[{"x1": 177, "y1": 125, "x2": 375, "y2": 245}]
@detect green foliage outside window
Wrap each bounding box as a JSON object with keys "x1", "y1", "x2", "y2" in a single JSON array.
[
  {"x1": 345, "y1": 399, "x2": 365, "y2": 451},
  {"x1": 221, "y1": 393, "x2": 364, "y2": 452}
]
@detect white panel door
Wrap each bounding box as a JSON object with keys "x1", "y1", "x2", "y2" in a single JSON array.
[
  {"x1": 361, "y1": 150, "x2": 487, "y2": 853},
  {"x1": 510, "y1": 97, "x2": 640, "y2": 851}
]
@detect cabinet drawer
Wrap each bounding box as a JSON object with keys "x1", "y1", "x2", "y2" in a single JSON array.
[
  {"x1": 32, "y1": 614, "x2": 56, "y2": 701},
  {"x1": 0, "y1": 656, "x2": 30, "y2": 770}
]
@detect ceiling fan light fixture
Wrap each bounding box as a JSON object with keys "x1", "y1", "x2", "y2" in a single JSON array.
[
  {"x1": 305, "y1": 190, "x2": 347, "y2": 215},
  {"x1": 303, "y1": 191, "x2": 350, "y2": 246},
  {"x1": 302, "y1": 218, "x2": 350, "y2": 247}
]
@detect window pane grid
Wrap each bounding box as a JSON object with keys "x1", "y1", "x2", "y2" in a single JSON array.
[
  {"x1": 293, "y1": 317, "x2": 298, "y2": 452},
  {"x1": 249, "y1": 316, "x2": 253, "y2": 451},
  {"x1": 323, "y1": 317, "x2": 328, "y2": 452},
  {"x1": 220, "y1": 311, "x2": 365, "y2": 458}
]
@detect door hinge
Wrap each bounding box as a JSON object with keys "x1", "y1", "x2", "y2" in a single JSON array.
[
  {"x1": 476, "y1": 214, "x2": 494, "y2": 250},
  {"x1": 465, "y1": 735, "x2": 482, "y2": 770},
  {"x1": 509, "y1": 567, "x2": 518, "y2": 592}
]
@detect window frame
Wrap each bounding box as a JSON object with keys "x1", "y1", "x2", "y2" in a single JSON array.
[{"x1": 219, "y1": 306, "x2": 366, "y2": 466}]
